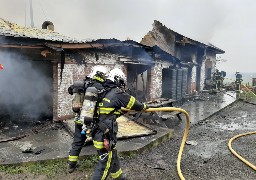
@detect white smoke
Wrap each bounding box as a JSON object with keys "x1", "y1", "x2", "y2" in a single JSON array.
[{"x1": 0, "y1": 50, "x2": 52, "y2": 120}]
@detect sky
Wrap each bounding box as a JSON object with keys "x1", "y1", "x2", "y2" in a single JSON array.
[{"x1": 0, "y1": 0, "x2": 256, "y2": 73}]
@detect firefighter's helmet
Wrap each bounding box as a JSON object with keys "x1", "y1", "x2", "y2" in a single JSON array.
[
  {"x1": 89, "y1": 65, "x2": 108, "y2": 82},
  {"x1": 107, "y1": 68, "x2": 127, "y2": 87}
]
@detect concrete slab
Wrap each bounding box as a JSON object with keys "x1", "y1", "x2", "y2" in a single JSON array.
[
  {"x1": 0, "y1": 124, "x2": 73, "y2": 165},
  {"x1": 0, "y1": 91, "x2": 237, "y2": 165},
  {"x1": 0, "y1": 121, "x2": 173, "y2": 165}
]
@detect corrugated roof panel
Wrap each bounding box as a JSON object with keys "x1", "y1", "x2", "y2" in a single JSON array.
[{"x1": 0, "y1": 18, "x2": 92, "y2": 43}]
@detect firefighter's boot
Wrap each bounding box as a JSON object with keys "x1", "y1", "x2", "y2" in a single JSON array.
[{"x1": 67, "y1": 162, "x2": 79, "y2": 173}]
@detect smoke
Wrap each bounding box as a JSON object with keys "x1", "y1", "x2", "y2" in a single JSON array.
[{"x1": 0, "y1": 50, "x2": 52, "y2": 121}]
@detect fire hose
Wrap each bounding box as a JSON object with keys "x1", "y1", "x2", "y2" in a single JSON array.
[
  {"x1": 227, "y1": 84, "x2": 256, "y2": 171},
  {"x1": 122, "y1": 107, "x2": 190, "y2": 180},
  {"x1": 228, "y1": 131, "x2": 256, "y2": 171}
]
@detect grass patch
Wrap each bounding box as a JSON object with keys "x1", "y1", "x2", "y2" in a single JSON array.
[
  {"x1": 240, "y1": 90, "x2": 256, "y2": 101},
  {"x1": 0, "y1": 156, "x2": 98, "y2": 177},
  {"x1": 78, "y1": 155, "x2": 98, "y2": 170}
]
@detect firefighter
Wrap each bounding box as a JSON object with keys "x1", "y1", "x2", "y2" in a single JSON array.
[
  {"x1": 67, "y1": 65, "x2": 108, "y2": 173},
  {"x1": 91, "y1": 68, "x2": 148, "y2": 180}
]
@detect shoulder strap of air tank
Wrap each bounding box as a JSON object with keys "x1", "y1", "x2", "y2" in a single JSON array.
[
  {"x1": 93, "y1": 86, "x2": 116, "y2": 132},
  {"x1": 93, "y1": 86, "x2": 113, "y2": 118},
  {"x1": 97, "y1": 86, "x2": 113, "y2": 100}
]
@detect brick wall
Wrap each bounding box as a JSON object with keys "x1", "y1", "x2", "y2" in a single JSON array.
[
  {"x1": 52, "y1": 62, "x2": 58, "y2": 121},
  {"x1": 55, "y1": 50, "x2": 198, "y2": 119},
  {"x1": 191, "y1": 66, "x2": 197, "y2": 92},
  {"x1": 55, "y1": 52, "x2": 123, "y2": 120},
  {"x1": 200, "y1": 60, "x2": 206, "y2": 90},
  {"x1": 148, "y1": 59, "x2": 172, "y2": 100}
]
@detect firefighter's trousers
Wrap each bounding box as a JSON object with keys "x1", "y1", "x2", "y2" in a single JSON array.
[
  {"x1": 92, "y1": 129, "x2": 123, "y2": 180},
  {"x1": 68, "y1": 123, "x2": 86, "y2": 165}
]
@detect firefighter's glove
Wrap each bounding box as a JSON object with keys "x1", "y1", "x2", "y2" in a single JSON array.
[
  {"x1": 103, "y1": 138, "x2": 116, "y2": 151},
  {"x1": 74, "y1": 119, "x2": 83, "y2": 125},
  {"x1": 103, "y1": 132, "x2": 116, "y2": 151},
  {"x1": 103, "y1": 131, "x2": 111, "y2": 151},
  {"x1": 74, "y1": 116, "x2": 83, "y2": 125},
  {"x1": 68, "y1": 86, "x2": 74, "y2": 95}
]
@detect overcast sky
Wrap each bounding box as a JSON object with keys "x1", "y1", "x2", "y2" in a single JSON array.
[{"x1": 0, "y1": 0, "x2": 256, "y2": 73}]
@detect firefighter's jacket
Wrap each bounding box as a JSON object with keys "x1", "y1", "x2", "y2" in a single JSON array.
[
  {"x1": 93, "y1": 80, "x2": 146, "y2": 148},
  {"x1": 68, "y1": 78, "x2": 104, "y2": 164}
]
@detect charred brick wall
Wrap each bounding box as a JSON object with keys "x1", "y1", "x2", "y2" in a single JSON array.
[
  {"x1": 191, "y1": 66, "x2": 197, "y2": 93},
  {"x1": 205, "y1": 58, "x2": 213, "y2": 79},
  {"x1": 200, "y1": 60, "x2": 206, "y2": 90},
  {"x1": 55, "y1": 52, "x2": 123, "y2": 120},
  {"x1": 148, "y1": 59, "x2": 172, "y2": 100},
  {"x1": 149, "y1": 63, "x2": 162, "y2": 100},
  {"x1": 57, "y1": 63, "x2": 84, "y2": 120},
  {"x1": 189, "y1": 53, "x2": 197, "y2": 93},
  {"x1": 52, "y1": 62, "x2": 58, "y2": 121},
  {"x1": 208, "y1": 55, "x2": 216, "y2": 73},
  {"x1": 203, "y1": 55, "x2": 217, "y2": 90}
]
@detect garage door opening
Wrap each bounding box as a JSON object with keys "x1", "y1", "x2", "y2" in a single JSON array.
[{"x1": 0, "y1": 51, "x2": 53, "y2": 137}]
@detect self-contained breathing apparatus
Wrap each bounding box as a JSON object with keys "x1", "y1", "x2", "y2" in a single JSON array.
[
  {"x1": 77, "y1": 68, "x2": 110, "y2": 141},
  {"x1": 68, "y1": 77, "x2": 92, "y2": 114},
  {"x1": 80, "y1": 86, "x2": 115, "y2": 144},
  {"x1": 80, "y1": 86, "x2": 98, "y2": 125},
  {"x1": 71, "y1": 67, "x2": 125, "y2": 150}
]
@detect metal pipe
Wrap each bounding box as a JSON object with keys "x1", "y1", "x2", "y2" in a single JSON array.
[{"x1": 29, "y1": 0, "x2": 34, "y2": 27}]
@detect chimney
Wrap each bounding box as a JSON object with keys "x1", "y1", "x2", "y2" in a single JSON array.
[{"x1": 42, "y1": 21, "x2": 54, "y2": 31}]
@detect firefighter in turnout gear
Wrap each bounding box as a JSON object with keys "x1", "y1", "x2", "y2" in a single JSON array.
[
  {"x1": 91, "y1": 68, "x2": 148, "y2": 180},
  {"x1": 67, "y1": 65, "x2": 108, "y2": 173}
]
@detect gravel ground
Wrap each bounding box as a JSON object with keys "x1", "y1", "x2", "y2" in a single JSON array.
[
  {"x1": 1, "y1": 100, "x2": 256, "y2": 180},
  {"x1": 122, "y1": 100, "x2": 256, "y2": 180}
]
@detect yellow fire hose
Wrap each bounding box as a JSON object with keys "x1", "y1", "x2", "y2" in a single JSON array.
[
  {"x1": 227, "y1": 84, "x2": 256, "y2": 171},
  {"x1": 242, "y1": 84, "x2": 256, "y2": 97},
  {"x1": 122, "y1": 107, "x2": 190, "y2": 180},
  {"x1": 228, "y1": 131, "x2": 256, "y2": 171}
]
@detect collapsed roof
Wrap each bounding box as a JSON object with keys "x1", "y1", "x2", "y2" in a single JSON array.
[{"x1": 141, "y1": 20, "x2": 225, "y2": 55}]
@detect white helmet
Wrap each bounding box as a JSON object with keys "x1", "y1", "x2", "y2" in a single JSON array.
[
  {"x1": 107, "y1": 68, "x2": 127, "y2": 86},
  {"x1": 88, "y1": 65, "x2": 108, "y2": 82}
]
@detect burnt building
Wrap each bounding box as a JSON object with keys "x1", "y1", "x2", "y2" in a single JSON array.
[
  {"x1": 141, "y1": 20, "x2": 225, "y2": 94},
  {"x1": 55, "y1": 39, "x2": 181, "y2": 120},
  {"x1": 0, "y1": 18, "x2": 91, "y2": 124},
  {"x1": 0, "y1": 18, "x2": 180, "y2": 122},
  {"x1": 0, "y1": 18, "x2": 225, "y2": 123}
]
